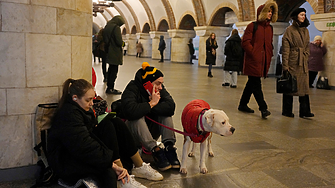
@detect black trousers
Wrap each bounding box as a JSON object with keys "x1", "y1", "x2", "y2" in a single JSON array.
[
  {"x1": 309, "y1": 71, "x2": 318, "y2": 86},
  {"x1": 239, "y1": 76, "x2": 267, "y2": 111},
  {"x1": 159, "y1": 50, "x2": 164, "y2": 61},
  {"x1": 99, "y1": 50, "x2": 107, "y2": 80},
  {"x1": 282, "y1": 94, "x2": 312, "y2": 116},
  {"x1": 93, "y1": 117, "x2": 138, "y2": 171},
  {"x1": 107, "y1": 64, "x2": 119, "y2": 90}
]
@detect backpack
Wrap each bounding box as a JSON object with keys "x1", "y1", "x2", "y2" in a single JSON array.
[{"x1": 31, "y1": 103, "x2": 58, "y2": 188}]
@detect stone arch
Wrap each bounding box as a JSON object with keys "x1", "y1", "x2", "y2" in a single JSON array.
[
  {"x1": 306, "y1": 0, "x2": 322, "y2": 13},
  {"x1": 113, "y1": 6, "x2": 130, "y2": 34},
  {"x1": 237, "y1": 0, "x2": 255, "y2": 21},
  {"x1": 142, "y1": 22, "x2": 151, "y2": 33},
  {"x1": 105, "y1": 9, "x2": 114, "y2": 18},
  {"x1": 139, "y1": 0, "x2": 156, "y2": 31},
  {"x1": 122, "y1": 28, "x2": 127, "y2": 35},
  {"x1": 157, "y1": 18, "x2": 169, "y2": 32},
  {"x1": 178, "y1": 13, "x2": 197, "y2": 30},
  {"x1": 208, "y1": 2, "x2": 240, "y2": 26},
  {"x1": 122, "y1": 0, "x2": 141, "y2": 33},
  {"x1": 131, "y1": 25, "x2": 137, "y2": 34},
  {"x1": 161, "y1": 0, "x2": 176, "y2": 29},
  {"x1": 191, "y1": 0, "x2": 206, "y2": 26},
  {"x1": 276, "y1": 0, "x2": 317, "y2": 22}
]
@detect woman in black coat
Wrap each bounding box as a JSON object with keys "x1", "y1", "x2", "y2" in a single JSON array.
[
  {"x1": 206, "y1": 33, "x2": 218, "y2": 77},
  {"x1": 188, "y1": 38, "x2": 195, "y2": 64},
  {"x1": 223, "y1": 29, "x2": 243, "y2": 88},
  {"x1": 47, "y1": 79, "x2": 162, "y2": 188}
]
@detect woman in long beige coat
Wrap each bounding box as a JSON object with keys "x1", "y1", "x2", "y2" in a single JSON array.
[{"x1": 281, "y1": 8, "x2": 314, "y2": 118}]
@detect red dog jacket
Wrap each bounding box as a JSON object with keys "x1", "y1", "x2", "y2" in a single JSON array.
[{"x1": 181, "y1": 99, "x2": 211, "y2": 143}]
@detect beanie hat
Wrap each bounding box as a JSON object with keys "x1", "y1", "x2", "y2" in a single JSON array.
[
  {"x1": 291, "y1": 8, "x2": 306, "y2": 18},
  {"x1": 141, "y1": 62, "x2": 164, "y2": 83},
  {"x1": 314, "y1": 35, "x2": 322, "y2": 41}
]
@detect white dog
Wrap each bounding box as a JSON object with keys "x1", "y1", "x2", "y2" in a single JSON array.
[{"x1": 180, "y1": 99, "x2": 235, "y2": 174}]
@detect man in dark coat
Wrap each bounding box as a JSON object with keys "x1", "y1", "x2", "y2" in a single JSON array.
[
  {"x1": 238, "y1": 0, "x2": 278, "y2": 119},
  {"x1": 158, "y1": 35, "x2": 166, "y2": 63},
  {"x1": 188, "y1": 38, "x2": 195, "y2": 64},
  {"x1": 103, "y1": 15, "x2": 125, "y2": 95},
  {"x1": 121, "y1": 62, "x2": 180, "y2": 172}
]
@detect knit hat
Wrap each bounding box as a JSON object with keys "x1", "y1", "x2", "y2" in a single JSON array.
[
  {"x1": 314, "y1": 35, "x2": 322, "y2": 41},
  {"x1": 291, "y1": 8, "x2": 306, "y2": 18},
  {"x1": 141, "y1": 62, "x2": 164, "y2": 83}
]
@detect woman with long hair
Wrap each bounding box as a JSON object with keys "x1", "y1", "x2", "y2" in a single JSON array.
[
  {"x1": 48, "y1": 78, "x2": 163, "y2": 188},
  {"x1": 205, "y1": 33, "x2": 218, "y2": 77},
  {"x1": 281, "y1": 8, "x2": 314, "y2": 118}
]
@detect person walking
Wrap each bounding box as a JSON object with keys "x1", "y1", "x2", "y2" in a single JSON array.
[
  {"x1": 188, "y1": 38, "x2": 195, "y2": 64},
  {"x1": 123, "y1": 40, "x2": 129, "y2": 56},
  {"x1": 205, "y1": 33, "x2": 218, "y2": 77},
  {"x1": 223, "y1": 29, "x2": 243, "y2": 88},
  {"x1": 308, "y1": 35, "x2": 327, "y2": 88},
  {"x1": 136, "y1": 41, "x2": 143, "y2": 58},
  {"x1": 103, "y1": 15, "x2": 124, "y2": 95},
  {"x1": 97, "y1": 29, "x2": 108, "y2": 82},
  {"x1": 158, "y1": 36, "x2": 166, "y2": 63},
  {"x1": 238, "y1": 0, "x2": 278, "y2": 119},
  {"x1": 281, "y1": 8, "x2": 314, "y2": 118}
]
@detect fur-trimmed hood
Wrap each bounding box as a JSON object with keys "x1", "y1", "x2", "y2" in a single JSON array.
[{"x1": 257, "y1": 0, "x2": 278, "y2": 23}]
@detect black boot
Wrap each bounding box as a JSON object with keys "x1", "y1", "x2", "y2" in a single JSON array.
[
  {"x1": 282, "y1": 94, "x2": 294, "y2": 117},
  {"x1": 164, "y1": 145, "x2": 180, "y2": 169},
  {"x1": 208, "y1": 72, "x2": 213, "y2": 78},
  {"x1": 152, "y1": 147, "x2": 171, "y2": 171},
  {"x1": 299, "y1": 95, "x2": 314, "y2": 118}
]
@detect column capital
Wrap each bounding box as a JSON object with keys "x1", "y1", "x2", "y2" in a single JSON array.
[
  {"x1": 272, "y1": 22, "x2": 290, "y2": 35},
  {"x1": 149, "y1": 31, "x2": 170, "y2": 39},
  {"x1": 168, "y1": 29, "x2": 196, "y2": 38},
  {"x1": 311, "y1": 13, "x2": 335, "y2": 31},
  {"x1": 126, "y1": 34, "x2": 137, "y2": 40},
  {"x1": 136, "y1": 33, "x2": 151, "y2": 40},
  {"x1": 194, "y1": 26, "x2": 232, "y2": 37}
]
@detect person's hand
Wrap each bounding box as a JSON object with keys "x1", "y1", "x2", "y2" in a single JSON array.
[
  {"x1": 149, "y1": 85, "x2": 160, "y2": 108},
  {"x1": 113, "y1": 163, "x2": 130, "y2": 184}
]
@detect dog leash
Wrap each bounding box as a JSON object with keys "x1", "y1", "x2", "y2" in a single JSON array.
[{"x1": 145, "y1": 116, "x2": 197, "y2": 137}]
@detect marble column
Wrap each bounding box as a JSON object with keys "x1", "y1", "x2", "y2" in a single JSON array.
[
  {"x1": 311, "y1": 13, "x2": 335, "y2": 87},
  {"x1": 150, "y1": 31, "x2": 171, "y2": 60},
  {"x1": 136, "y1": 33, "x2": 152, "y2": 58},
  {"x1": 0, "y1": 1, "x2": 92, "y2": 170},
  {"x1": 126, "y1": 34, "x2": 137, "y2": 56},
  {"x1": 194, "y1": 26, "x2": 232, "y2": 67},
  {"x1": 168, "y1": 29, "x2": 196, "y2": 63},
  {"x1": 235, "y1": 22, "x2": 289, "y2": 75}
]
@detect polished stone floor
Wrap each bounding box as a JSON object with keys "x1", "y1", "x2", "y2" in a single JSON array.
[{"x1": 2, "y1": 56, "x2": 335, "y2": 188}]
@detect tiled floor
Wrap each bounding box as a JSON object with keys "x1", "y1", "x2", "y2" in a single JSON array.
[{"x1": 2, "y1": 56, "x2": 335, "y2": 188}]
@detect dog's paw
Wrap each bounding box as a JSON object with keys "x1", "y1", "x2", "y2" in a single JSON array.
[
  {"x1": 208, "y1": 151, "x2": 214, "y2": 157},
  {"x1": 200, "y1": 167, "x2": 208, "y2": 174},
  {"x1": 180, "y1": 168, "x2": 188, "y2": 174},
  {"x1": 188, "y1": 152, "x2": 195, "y2": 157}
]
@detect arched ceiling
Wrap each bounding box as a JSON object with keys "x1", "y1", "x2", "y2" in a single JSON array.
[{"x1": 92, "y1": 0, "x2": 323, "y2": 33}]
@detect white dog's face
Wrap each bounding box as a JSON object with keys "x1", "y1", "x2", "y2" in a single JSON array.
[{"x1": 204, "y1": 109, "x2": 235, "y2": 136}]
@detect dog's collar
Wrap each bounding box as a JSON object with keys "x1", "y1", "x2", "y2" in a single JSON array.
[{"x1": 198, "y1": 109, "x2": 208, "y2": 134}]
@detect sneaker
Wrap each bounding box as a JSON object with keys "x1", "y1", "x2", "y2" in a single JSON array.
[
  {"x1": 282, "y1": 112, "x2": 294, "y2": 117},
  {"x1": 152, "y1": 148, "x2": 171, "y2": 171},
  {"x1": 261, "y1": 109, "x2": 271, "y2": 119},
  {"x1": 238, "y1": 105, "x2": 254, "y2": 113},
  {"x1": 164, "y1": 145, "x2": 180, "y2": 169},
  {"x1": 299, "y1": 112, "x2": 314, "y2": 118},
  {"x1": 132, "y1": 162, "x2": 163, "y2": 181},
  {"x1": 230, "y1": 85, "x2": 237, "y2": 88},
  {"x1": 117, "y1": 175, "x2": 146, "y2": 188},
  {"x1": 106, "y1": 89, "x2": 122, "y2": 95}
]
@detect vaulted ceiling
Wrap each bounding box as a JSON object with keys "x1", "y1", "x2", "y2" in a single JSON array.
[{"x1": 92, "y1": 0, "x2": 321, "y2": 34}]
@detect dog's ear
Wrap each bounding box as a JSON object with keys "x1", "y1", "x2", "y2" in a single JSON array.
[{"x1": 205, "y1": 112, "x2": 214, "y2": 127}]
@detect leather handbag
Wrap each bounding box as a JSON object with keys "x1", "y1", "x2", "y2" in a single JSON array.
[
  {"x1": 316, "y1": 76, "x2": 331, "y2": 90},
  {"x1": 276, "y1": 71, "x2": 297, "y2": 93}
]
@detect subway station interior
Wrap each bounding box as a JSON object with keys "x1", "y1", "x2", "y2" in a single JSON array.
[{"x1": 1, "y1": 0, "x2": 335, "y2": 187}]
